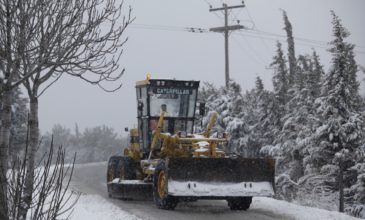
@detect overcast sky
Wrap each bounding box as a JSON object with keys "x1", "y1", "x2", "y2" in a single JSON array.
[{"x1": 38, "y1": 0, "x2": 365, "y2": 135}]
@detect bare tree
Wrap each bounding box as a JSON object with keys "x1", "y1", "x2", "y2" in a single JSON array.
[
  {"x1": 7, "y1": 135, "x2": 80, "y2": 220},
  {"x1": 1, "y1": 0, "x2": 133, "y2": 218},
  {"x1": 0, "y1": 1, "x2": 42, "y2": 218},
  {"x1": 18, "y1": 0, "x2": 133, "y2": 218}
]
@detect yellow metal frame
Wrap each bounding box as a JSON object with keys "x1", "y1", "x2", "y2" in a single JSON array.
[
  {"x1": 124, "y1": 128, "x2": 141, "y2": 161},
  {"x1": 149, "y1": 111, "x2": 228, "y2": 159}
]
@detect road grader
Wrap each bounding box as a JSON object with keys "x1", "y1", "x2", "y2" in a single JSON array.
[{"x1": 107, "y1": 76, "x2": 275, "y2": 210}]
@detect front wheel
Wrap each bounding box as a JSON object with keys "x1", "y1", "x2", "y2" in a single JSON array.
[
  {"x1": 153, "y1": 160, "x2": 178, "y2": 210},
  {"x1": 227, "y1": 197, "x2": 252, "y2": 210}
]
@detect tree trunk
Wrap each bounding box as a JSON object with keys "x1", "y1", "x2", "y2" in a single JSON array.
[
  {"x1": 20, "y1": 96, "x2": 39, "y2": 219},
  {"x1": 0, "y1": 87, "x2": 12, "y2": 220},
  {"x1": 339, "y1": 160, "x2": 344, "y2": 213}
]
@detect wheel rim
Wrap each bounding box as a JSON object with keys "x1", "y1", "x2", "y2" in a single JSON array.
[{"x1": 157, "y1": 171, "x2": 167, "y2": 198}]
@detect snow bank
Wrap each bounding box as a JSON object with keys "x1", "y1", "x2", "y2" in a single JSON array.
[
  {"x1": 64, "y1": 194, "x2": 140, "y2": 220},
  {"x1": 252, "y1": 197, "x2": 359, "y2": 220}
]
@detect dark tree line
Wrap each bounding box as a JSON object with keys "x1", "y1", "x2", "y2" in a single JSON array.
[
  {"x1": 38, "y1": 124, "x2": 127, "y2": 164},
  {"x1": 199, "y1": 11, "x2": 365, "y2": 218}
]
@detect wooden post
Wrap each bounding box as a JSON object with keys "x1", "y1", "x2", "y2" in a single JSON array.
[{"x1": 209, "y1": 3, "x2": 245, "y2": 88}]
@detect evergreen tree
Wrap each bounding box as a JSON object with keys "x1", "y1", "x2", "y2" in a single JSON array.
[
  {"x1": 274, "y1": 54, "x2": 316, "y2": 201},
  {"x1": 282, "y1": 10, "x2": 296, "y2": 86},
  {"x1": 308, "y1": 50, "x2": 325, "y2": 99},
  {"x1": 238, "y1": 77, "x2": 274, "y2": 157},
  {"x1": 196, "y1": 82, "x2": 219, "y2": 132},
  {"x1": 307, "y1": 11, "x2": 365, "y2": 212},
  {"x1": 255, "y1": 76, "x2": 264, "y2": 93},
  {"x1": 255, "y1": 87, "x2": 278, "y2": 148},
  {"x1": 271, "y1": 41, "x2": 289, "y2": 113},
  {"x1": 346, "y1": 144, "x2": 365, "y2": 217}
]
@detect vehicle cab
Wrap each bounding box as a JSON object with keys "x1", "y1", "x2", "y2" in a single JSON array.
[{"x1": 135, "y1": 77, "x2": 200, "y2": 154}]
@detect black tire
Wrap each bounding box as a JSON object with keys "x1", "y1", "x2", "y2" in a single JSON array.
[
  {"x1": 227, "y1": 197, "x2": 252, "y2": 210},
  {"x1": 107, "y1": 156, "x2": 136, "y2": 182},
  {"x1": 107, "y1": 156, "x2": 136, "y2": 199},
  {"x1": 117, "y1": 157, "x2": 137, "y2": 180},
  {"x1": 153, "y1": 160, "x2": 178, "y2": 210},
  {"x1": 107, "y1": 156, "x2": 118, "y2": 183}
]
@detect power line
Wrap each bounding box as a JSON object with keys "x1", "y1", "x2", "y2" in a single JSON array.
[
  {"x1": 201, "y1": 0, "x2": 225, "y2": 20},
  {"x1": 232, "y1": 35, "x2": 268, "y2": 66},
  {"x1": 244, "y1": 6, "x2": 256, "y2": 29},
  {"x1": 233, "y1": 31, "x2": 329, "y2": 48},
  {"x1": 243, "y1": 5, "x2": 272, "y2": 55},
  {"x1": 248, "y1": 29, "x2": 365, "y2": 50},
  {"x1": 130, "y1": 23, "x2": 209, "y2": 33},
  {"x1": 129, "y1": 23, "x2": 365, "y2": 55},
  {"x1": 233, "y1": 32, "x2": 365, "y2": 55}
]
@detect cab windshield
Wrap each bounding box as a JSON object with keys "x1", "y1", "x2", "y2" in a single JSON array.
[{"x1": 149, "y1": 87, "x2": 196, "y2": 118}]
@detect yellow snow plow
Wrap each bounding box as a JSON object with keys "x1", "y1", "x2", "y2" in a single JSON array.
[{"x1": 107, "y1": 77, "x2": 275, "y2": 210}]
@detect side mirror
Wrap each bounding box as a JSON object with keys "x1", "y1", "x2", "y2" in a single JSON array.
[
  {"x1": 125, "y1": 127, "x2": 129, "y2": 132},
  {"x1": 199, "y1": 102, "x2": 206, "y2": 116}
]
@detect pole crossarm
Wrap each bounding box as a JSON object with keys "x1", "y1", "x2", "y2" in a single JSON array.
[
  {"x1": 209, "y1": 25, "x2": 245, "y2": 33},
  {"x1": 209, "y1": 4, "x2": 245, "y2": 12}
]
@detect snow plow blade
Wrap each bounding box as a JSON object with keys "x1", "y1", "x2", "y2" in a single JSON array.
[
  {"x1": 107, "y1": 180, "x2": 153, "y2": 200},
  {"x1": 166, "y1": 157, "x2": 275, "y2": 198}
]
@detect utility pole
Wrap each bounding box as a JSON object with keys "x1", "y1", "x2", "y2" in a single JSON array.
[{"x1": 209, "y1": 2, "x2": 245, "y2": 88}]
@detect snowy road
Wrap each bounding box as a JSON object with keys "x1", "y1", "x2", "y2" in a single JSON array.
[
  {"x1": 69, "y1": 162, "x2": 356, "y2": 220},
  {"x1": 69, "y1": 162, "x2": 287, "y2": 220}
]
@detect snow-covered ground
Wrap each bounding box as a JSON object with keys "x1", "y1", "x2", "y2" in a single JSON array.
[
  {"x1": 65, "y1": 193, "x2": 359, "y2": 220},
  {"x1": 64, "y1": 194, "x2": 140, "y2": 220},
  {"x1": 252, "y1": 197, "x2": 359, "y2": 220},
  {"x1": 67, "y1": 162, "x2": 361, "y2": 220}
]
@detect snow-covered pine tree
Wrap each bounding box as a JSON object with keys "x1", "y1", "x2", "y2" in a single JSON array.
[
  {"x1": 199, "y1": 80, "x2": 249, "y2": 154},
  {"x1": 254, "y1": 79, "x2": 279, "y2": 149},
  {"x1": 300, "y1": 51, "x2": 325, "y2": 176},
  {"x1": 282, "y1": 10, "x2": 296, "y2": 87},
  {"x1": 238, "y1": 77, "x2": 278, "y2": 157},
  {"x1": 307, "y1": 11, "x2": 365, "y2": 212},
  {"x1": 196, "y1": 82, "x2": 219, "y2": 132},
  {"x1": 271, "y1": 41, "x2": 289, "y2": 116},
  {"x1": 346, "y1": 143, "x2": 365, "y2": 218},
  {"x1": 255, "y1": 76, "x2": 264, "y2": 93},
  {"x1": 209, "y1": 80, "x2": 245, "y2": 153},
  {"x1": 235, "y1": 85, "x2": 260, "y2": 156},
  {"x1": 274, "y1": 52, "x2": 328, "y2": 202},
  {"x1": 307, "y1": 50, "x2": 325, "y2": 99},
  {"x1": 261, "y1": 41, "x2": 289, "y2": 163}
]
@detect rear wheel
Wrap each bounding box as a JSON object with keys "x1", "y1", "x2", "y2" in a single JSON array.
[
  {"x1": 118, "y1": 157, "x2": 137, "y2": 180},
  {"x1": 107, "y1": 156, "x2": 136, "y2": 199},
  {"x1": 227, "y1": 197, "x2": 252, "y2": 210},
  {"x1": 153, "y1": 160, "x2": 178, "y2": 210}
]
